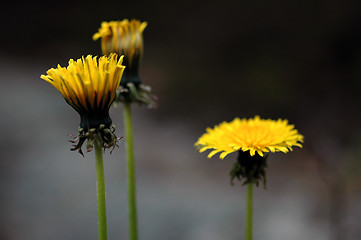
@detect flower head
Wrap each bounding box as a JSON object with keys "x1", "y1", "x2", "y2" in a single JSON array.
[
  {"x1": 41, "y1": 54, "x2": 125, "y2": 154},
  {"x1": 93, "y1": 19, "x2": 147, "y2": 86},
  {"x1": 195, "y1": 116, "x2": 304, "y2": 159}
]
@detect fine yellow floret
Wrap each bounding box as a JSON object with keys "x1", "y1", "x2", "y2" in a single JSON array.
[
  {"x1": 93, "y1": 19, "x2": 147, "y2": 67},
  {"x1": 195, "y1": 116, "x2": 304, "y2": 159},
  {"x1": 40, "y1": 54, "x2": 125, "y2": 112}
]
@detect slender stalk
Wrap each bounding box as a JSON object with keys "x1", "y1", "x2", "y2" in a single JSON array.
[
  {"x1": 94, "y1": 140, "x2": 108, "y2": 240},
  {"x1": 245, "y1": 183, "x2": 253, "y2": 240},
  {"x1": 123, "y1": 102, "x2": 138, "y2": 240}
]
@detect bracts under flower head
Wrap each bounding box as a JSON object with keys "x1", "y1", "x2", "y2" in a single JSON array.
[{"x1": 41, "y1": 54, "x2": 125, "y2": 155}]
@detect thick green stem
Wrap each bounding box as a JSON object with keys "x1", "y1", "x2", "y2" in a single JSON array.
[
  {"x1": 245, "y1": 183, "x2": 253, "y2": 240},
  {"x1": 123, "y1": 103, "x2": 138, "y2": 240},
  {"x1": 94, "y1": 140, "x2": 108, "y2": 240}
]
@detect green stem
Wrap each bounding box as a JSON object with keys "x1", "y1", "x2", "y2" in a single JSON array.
[
  {"x1": 245, "y1": 183, "x2": 253, "y2": 240},
  {"x1": 123, "y1": 102, "x2": 138, "y2": 240},
  {"x1": 94, "y1": 140, "x2": 108, "y2": 240}
]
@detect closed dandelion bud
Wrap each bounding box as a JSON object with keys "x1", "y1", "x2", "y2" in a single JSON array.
[
  {"x1": 41, "y1": 54, "x2": 125, "y2": 155},
  {"x1": 93, "y1": 19, "x2": 157, "y2": 107},
  {"x1": 93, "y1": 19, "x2": 147, "y2": 87}
]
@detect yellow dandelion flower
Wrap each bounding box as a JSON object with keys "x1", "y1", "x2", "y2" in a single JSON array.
[
  {"x1": 41, "y1": 54, "x2": 125, "y2": 154},
  {"x1": 195, "y1": 116, "x2": 304, "y2": 159},
  {"x1": 41, "y1": 54, "x2": 125, "y2": 129},
  {"x1": 93, "y1": 19, "x2": 147, "y2": 86}
]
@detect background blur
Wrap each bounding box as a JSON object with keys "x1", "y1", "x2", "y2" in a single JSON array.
[{"x1": 1, "y1": 0, "x2": 361, "y2": 239}]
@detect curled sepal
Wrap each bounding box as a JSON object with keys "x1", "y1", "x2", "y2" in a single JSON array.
[
  {"x1": 115, "y1": 83, "x2": 158, "y2": 108},
  {"x1": 69, "y1": 125, "x2": 121, "y2": 156},
  {"x1": 230, "y1": 150, "x2": 268, "y2": 187}
]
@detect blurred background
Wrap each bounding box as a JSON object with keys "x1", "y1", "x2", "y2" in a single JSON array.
[{"x1": 1, "y1": 0, "x2": 361, "y2": 239}]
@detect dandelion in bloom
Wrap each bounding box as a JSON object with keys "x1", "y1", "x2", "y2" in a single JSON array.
[
  {"x1": 196, "y1": 115, "x2": 303, "y2": 158},
  {"x1": 41, "y1": 54, "x2": 125, "y2": 154},
  {"x1": 41, "y1": 53, "x2": 125, "y2": 240},
  {"x1": 195, "y1": 115, "x2": 303, "y2": 240},
  {"x1": 195, "y1": 115, "x2": 303, "y2": 185}
]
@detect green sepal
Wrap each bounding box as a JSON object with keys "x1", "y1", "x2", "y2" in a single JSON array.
[
  {"x1": 114, "y1": 83, "x2": 158, "y2": 108},
  {"x1": 69, "y1": 125, "x2": 120, "y2": 156},
  {"x1": 230, "y1": 151, "x2": 268, "y2": 188}
]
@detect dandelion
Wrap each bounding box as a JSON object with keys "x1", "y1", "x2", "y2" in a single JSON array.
[
  {"x1": 196, "y1": 115, "x2": 303, "y2": 159},
  {"x1": 41, "y1": 54, "x2": 125, "y2": 240},
  {"x1": 93, "y1": 19, "x2": 156, "y2": 107},
  {"x1": 195, "y1": 116, "x2": 304, "y2": 240},
  {"x1": 93, "y1": 19, "x2": 147, "y2": 87},
  {"x1": 41, "y1": 54, "x2": 125, "y2": 154}
]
